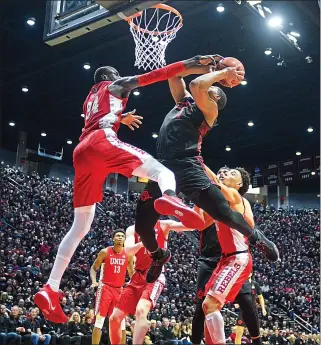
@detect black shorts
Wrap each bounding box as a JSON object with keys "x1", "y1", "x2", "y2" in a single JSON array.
[
  {"x1": 146, "y1": 156, "x2": 212, "y2": 200},
  {"x1": 195, "y1": 258, "x2": 220, "y2": 303},
  {"x1": 238, "y1": 279, "x2": 251, "y2": 295},
  {"x1": 236, "y1": 313, "x2": 245, "y2": 327}
]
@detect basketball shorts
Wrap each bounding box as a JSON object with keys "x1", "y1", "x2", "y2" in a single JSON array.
[
  {"x1": 115, "y1": 271, "x2": 165, "y2": 316},
  {"x1": 73, "y1": 128, "x2": 151, "y2": 207},
  {"x1": 205, "y1": 252, "x2": 253, "y2": 305},
  {"x1": 95, "y1": 283, "x2": 122, "y2": 317},
  {"x1": 142, "y1": 156, "x2": 213, "y2": 201},
  {"x1": 195, "y1": 258, "x2": 220, "y2": 303}
]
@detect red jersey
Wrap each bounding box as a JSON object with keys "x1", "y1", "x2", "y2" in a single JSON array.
[
  {"x1": 101, "y1": 246, "x2": 128, "y2": 288},
  {"x1": 215, "y1": 200, "x2": 248, "y2": 254},
  {"x1": 134, "y1": 221, "x2": 168, "y2": 272},
  {"x1": 80, "y1": 81, "x2": 128, "y2": 141}
]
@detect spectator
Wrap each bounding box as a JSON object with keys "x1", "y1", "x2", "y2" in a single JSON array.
[
  {"x1": 7, "y1": 305, "x2": 31, "y2": 345},
  {"x1": 269, "y1": 329, "x2": 285, "y2": 345},
  {"x1": 0, "y1": 305, "x2": 9, "y2": 345},
  {"x1": 67, "y1": 313, "x2": 82, "y2": 345},
  {"x1": 80, "y1": 314, "x2": 93, "y2": 345},
  {"x1": 23, "y1": 308, "x2": 51, "y2": 345}
]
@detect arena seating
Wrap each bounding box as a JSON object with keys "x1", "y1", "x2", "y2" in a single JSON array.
[{"x1": 0, "y1": 166, "x2": 319, "y2": 344}]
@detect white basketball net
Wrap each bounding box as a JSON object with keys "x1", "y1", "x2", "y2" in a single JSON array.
[{"x1": 128, "y1": 6, "x2": 183, "y2": 70}]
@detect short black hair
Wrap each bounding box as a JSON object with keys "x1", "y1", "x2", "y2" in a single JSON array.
[
  {"x1": 112, "y1": 229, "x2": 126, "y2": 239},
  {"x1": 94, "y1": 66, "x2": 119, "y2": 84},
  {"x1": 235, "y1": 167, "x2": 251, "y2": 196},
  {"x1": 216, "y1": 87, "x2": 227, "y2": 110}
]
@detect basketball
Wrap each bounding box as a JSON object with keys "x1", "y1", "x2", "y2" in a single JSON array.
[{"x1": 216, "y1": 57, "x2": 245, "y2": 88}]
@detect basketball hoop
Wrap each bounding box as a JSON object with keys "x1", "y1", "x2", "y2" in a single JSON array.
[{"x1": 124, "y1": 4, "x2": 183, "y2": 70}]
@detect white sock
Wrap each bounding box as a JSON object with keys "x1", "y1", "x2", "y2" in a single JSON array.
[
  {"x1": 47, "y1": 205, "x2": 95, "y2": 291},
  {"x1": 132, "y1": 156, "x2": 176, "y2": 193},
  {"x1": 205, "y1": 311, "x2": 226, "y2": 344}
]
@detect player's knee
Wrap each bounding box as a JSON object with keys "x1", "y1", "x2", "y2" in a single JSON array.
[
  {"x1": 202, "y1": 295, "x2": 221, "y2": 315},
  {"x1": 135, "y1": 304, "x2": 149, "y2": 321},
  {"x1": 94, "y1": 314, "x2": 105, "y2": 329},
  {"x1": 109, "y1": 312, "x2": 121, "y2": 325}
]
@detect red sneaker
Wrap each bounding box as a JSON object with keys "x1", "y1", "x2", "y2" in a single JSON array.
[
  {"x1": 154, "y1": 194, "x2": 205, "y2": 229},
  {"x1": 34, "y1": 284, "x2": 68, "y2": 324}
]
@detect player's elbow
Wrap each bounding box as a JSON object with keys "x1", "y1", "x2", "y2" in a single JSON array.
[{"x1": 189, "y1": 80, "x2": 207, "y2": 91}]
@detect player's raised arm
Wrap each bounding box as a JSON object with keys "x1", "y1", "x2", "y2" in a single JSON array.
[
  {"x1": 159, "y1": 219, "x2": 194, "y2": 238},
  {"x1": 90, "y1": 249, "x2": 107, "y2": 288},
  {"x1": 124, "y1": 225, "x2": 144, "y2": 256},
  {"x1": 204, "y1": 165, "x2": 242, "y2": 205},
  {"x1": 109, "y1": 55, "x2": 217, "y2": 98}
]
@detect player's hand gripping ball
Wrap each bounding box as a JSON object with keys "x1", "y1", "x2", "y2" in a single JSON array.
[{"x1": 216, "y1": 57, "x2": 245, "y2": 88}]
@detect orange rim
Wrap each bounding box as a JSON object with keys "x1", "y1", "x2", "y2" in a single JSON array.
[{"x1": 125, "y1": 4, "x2": 183, "y2": 36}]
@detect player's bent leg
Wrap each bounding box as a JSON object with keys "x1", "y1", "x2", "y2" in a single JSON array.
[
  {"x1": 196, "y1": 185, "x2": 279, "y2": 262},
  {"x1": 109, "y1": 308, "x2": 126, "y2": 345},
  {"x1": 92, "y1": 313, "x2": 106, "y2": 345},
  {"x1": 35, "y1": 205, "x2": 96, "y2": 323},
  {"x1": 132, "y1": 299, "x2": 152, "y2": 345},
  {"x1": 133, "y1": 156, "x2": 205, "y2": 230},
  {"x1": 202, "y1": 295, "x2": 225, "y2": 345},
  {"x1": 235, "y1": 294, "x2": 261, "y2": 345}
]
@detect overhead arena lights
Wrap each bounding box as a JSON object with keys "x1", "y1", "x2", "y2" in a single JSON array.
[
  {"x1": 248, "y1": 121, "x2": 254, "y2": 127},
  {"x1": 216, "y1": 3, "x2": 225, "y2": 12},
  {"x1": 241, "y1": 79, "x2": 247, "y2": 86},
  {"x1": 83, "y1": 63, "x2": 91, "y2": 70},
  {"x1": 22, "y1": 86, "x2": 29, "y2": 92},
  {"x1": 296, "y1": 151, "x2": 301, "y2": 156},
  {"x1": 67, "y1": 140, "x2": 72, "y2": 145},
  {"x1": 27, "y1": 17, "x2": 36, "y2": 26},
  {"x1": 133, "y1": 90, "x2": 140, "y2": 96},
  {"x1": 225, "y1": 146, "x2": 231, "y2": 152},
  {"x1": 81, "y1": 113, "x2": 85, "y2": 118},
  {"x1": 152, "y1": 133, "x2": 158, "y2": 139},
  {"x1": 264, "y1": 48, "x2": 272, "y2": 55},
  {"x1": 307, "y1": 127, "x2": 314, "y2": 133},
  {"x1": 311, "y1": 171, "x2": 316, "y2": 176},
  {"x1": 9, "y1": 121, "x2": 15, "y2": 127},
  {"x1": 268, "y1": 16, "x2": 283, "y2": 28},
  {"x1": 305, "y1": 56, "x2": 313, "y2": 64},
  {"x1": 41, "y1": 132, "x2": 47, "y2": 137},
  {"x1": 290, "y1": 31, "x2": 300, "y2": 37}
]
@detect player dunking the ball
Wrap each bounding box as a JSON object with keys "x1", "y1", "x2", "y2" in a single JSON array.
[
  {"x1": 134, "y1": 58, "x2": 279, "y2": 284},
  {"x1": 35, "y1": 55, "x2": 216, "y2": 322},
  {"x1": 90, "y1": 230, "x2": 133, "y2": 345},
  {"x1": 109, "y1": 220, "x2": 192, "y2": 345}
]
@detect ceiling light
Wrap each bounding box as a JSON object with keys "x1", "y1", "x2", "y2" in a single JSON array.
[
  {"x1": 133, "y1": 90, "x2": 140, "y2": 96},
  {"x1": 83, "y1": 63, "x2": 91, "y2": 70},
  {"x1": 216, "y1": 3, "x2": 225, "y2": 12},
  {"x1": 264, "y1": 48, "x2": 272, "y2": 55},
  {"x1": 67, "y1": 140, "x2": 72, "y2": 145},
  {"x1": 225, "y1": 146, "x2": 231, "y2": 151},
  {"x1": 268, "y1": 16, "x2": 283, "y2": 28},
  {"x1": 311, "y1": 171, "x2": 316, "y2": 176},
  {"x1": 277, "y1": 61, "x2": 287, "y2": 67},
  {"x1": 307, "y1": 127, "x2": 313, "y2": 133},
  {"x1": 27, "y1": 17, "x2": 36, "y2": 26},
  {"x1": 305, "y1": 56, "x2": 313, "y2": 64},
  {"x1": 296, "y1": 151, "x2": 301, "y2": 156},
  {"x1": 81, "y1": 113, "x2": 85, "y2": 118},
  {"x1": 22, "y1": 86, "x2": 29, "y2": 92},
  {"x1": 241, "y1": 79, "x2": 247, "y2": 86},
  {"x1": 152, "y1": 133, "x2": 158, "y2": 139},
  {"x1": 9, "y1": 121, "x2": 15, "y2": 127},
  {"x1": 290, "y1": 31, "x2": 300, "y2": 37},
  {"x1": 248, "y1": 121, "x2": 254, "y2": 127},
  {"x1": 41, "y1": 132, "x2": 47, "y2": 137}
]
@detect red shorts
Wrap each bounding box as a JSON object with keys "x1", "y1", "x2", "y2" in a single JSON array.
[
  {"x1": 205, "y1": 252, "x2": 252, "y2": 304},
  {"x1": 95, "y1": 283, "x2": 122, "y2": 317},
  {"x1": 73, "y1": 129, "x2": 151, "y2": 207},
  {"x1": 115, "y1": 271, "x2": 165, "y2": 316}
]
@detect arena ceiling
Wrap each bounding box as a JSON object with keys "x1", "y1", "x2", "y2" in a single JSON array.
[{"x1": 0, "y1": 0, "x2": 319, "y2": 170}]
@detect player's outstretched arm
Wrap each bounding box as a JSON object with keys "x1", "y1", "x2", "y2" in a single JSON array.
[
  {"x1": 124, "y1": 225, "x2": 144, "y2": 256},
  {"x1": 90, "y1": 249, "x2": 107, "y2": 288},
  {"x1": 109, "y1": 55, "x2": 216, "y2": 98},
  {"x1": 159, "y1": 219, "x2": 194, "y2": 239}
]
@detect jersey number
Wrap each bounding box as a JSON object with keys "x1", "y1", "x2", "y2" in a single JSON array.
[
  {"x1": 86, "y1": 96, "x2": 99, "y2": 120},
  {"x1": 114, "y1": 266, "x2": 120, "y2": 273}
]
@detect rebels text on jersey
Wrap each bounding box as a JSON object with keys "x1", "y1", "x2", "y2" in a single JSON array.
[{"x1": 80, "y1": 81, "x2": 128, "y2": 141}]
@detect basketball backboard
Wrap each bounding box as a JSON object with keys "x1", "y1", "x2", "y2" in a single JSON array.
[{"x1": 44, "y1": 0, "x2": 162, "y2": 46}]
